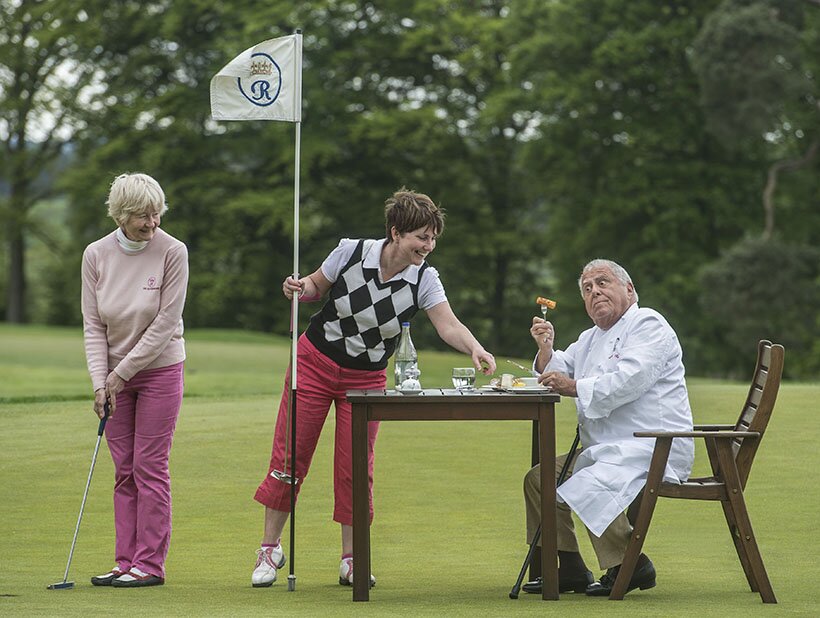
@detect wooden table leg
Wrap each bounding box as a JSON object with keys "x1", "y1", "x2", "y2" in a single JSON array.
[
  {"x1": 352, "y1": 403, "x2": 370, "y2": 601},
  {"x1": 539, "y1": 404, "x2": 558, "y2": 600},
  {"x1": 529, "y1": 419, "x2": 541, "y2": 581}
]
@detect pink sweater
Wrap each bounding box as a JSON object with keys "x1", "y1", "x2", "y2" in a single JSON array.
[{"x1": 82, "y1": 228, "x2": 188, "y2": 391}]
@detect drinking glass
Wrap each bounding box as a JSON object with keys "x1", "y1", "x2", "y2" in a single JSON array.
[{"x1": 452, "y1": 367, "x2": 476, "y2": 390}]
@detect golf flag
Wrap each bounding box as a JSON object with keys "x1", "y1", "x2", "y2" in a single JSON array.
[
  {"x1": 210, "y1": 31, "x2": 305, "y2": 591},
  {"x1": 210, "y1": 33, "x2": 302, "y2": 122}
]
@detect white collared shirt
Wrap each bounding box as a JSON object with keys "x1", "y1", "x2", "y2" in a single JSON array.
[{"x1": 320, "y1": 238, "x2": 447, "y2": 310}]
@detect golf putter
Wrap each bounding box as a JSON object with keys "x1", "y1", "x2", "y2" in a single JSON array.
[
  {"x1": 48, "y1": 402, "x2": 110, "y2": 590},
  {"x1": 271, "y1": 360, "x2": 299, "y2": 485},
  {"x1": 270, "y1": 368, "x2": 300, "y2": 593}
]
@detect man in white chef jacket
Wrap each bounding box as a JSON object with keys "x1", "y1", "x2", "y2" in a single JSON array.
[{"x1": 521, "y1": 259, "x2": 694, "y2": 597}]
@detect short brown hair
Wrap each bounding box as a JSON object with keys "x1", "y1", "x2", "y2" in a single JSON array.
[{"x1": 384, "y1": 187, "x2": 445, "y2": 242}]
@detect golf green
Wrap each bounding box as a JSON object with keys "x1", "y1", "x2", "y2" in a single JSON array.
[{"x1": 1, "y1": 325, "x2": 816, "y2": 616}]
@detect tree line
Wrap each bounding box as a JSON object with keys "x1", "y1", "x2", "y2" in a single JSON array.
[{"x1": 1, "y1": 0, "x2": 818, "y2": 377}]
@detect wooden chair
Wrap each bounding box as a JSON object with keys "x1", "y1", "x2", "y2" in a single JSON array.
[{"x1": 610, "y1": 340, "x2": 784, "y2": 603}]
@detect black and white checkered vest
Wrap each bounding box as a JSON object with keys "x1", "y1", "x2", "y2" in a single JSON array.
[{"x1": 305, "y1": 239, "x2": 428, "y2": 370}]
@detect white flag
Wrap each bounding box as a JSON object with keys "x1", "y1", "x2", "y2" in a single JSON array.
[{"x1": 210, "y1": 33, "x2": 302, "y2": 122}]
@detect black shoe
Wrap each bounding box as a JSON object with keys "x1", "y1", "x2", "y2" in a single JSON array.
[
  {"x1": 522, "y1": 569, "x2": 594, "y2": 594},
  {"x1": 522, "y1": 577, "x2": 542, "y2": 594},
  {"x1": 585, "y1": 554, "x2": 656, "y2": 597}
]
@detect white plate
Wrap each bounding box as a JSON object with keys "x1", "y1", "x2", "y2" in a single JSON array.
[
  {"x1": 478, "y1": 385, "x2": 552, "y2": 393},
  {"x1": 399, "y1": 389, "x2": 423, "y2": 396},
  {"x1": 510, "y1": 385, "x2": 553, "y2": 393}
]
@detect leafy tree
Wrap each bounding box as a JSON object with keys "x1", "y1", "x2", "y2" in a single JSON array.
[
  {"x1": 5, "y1": 0, "x2": 818, "y2": 377},
  {"x1": 57, "y1": 1, "x2": 300, "y2": 332},
  {"x1": 510, "y1": 0, "x2": 763, "y2": 358},
  {"x1": 699, "y1": 237, "x2": 820, "y2": 378},
  {"x1": 247, "y1": 1, "x2": 551, "y2": 352},
  {"x1": 0, "y1": 0, "x2": 112, "y2": 322},
  {"x1": 690, "y1": 0, "x2": 819, "y2": 374},
  {"x1": 691, "y1": 0, "x2": 819, "y2": 241}
]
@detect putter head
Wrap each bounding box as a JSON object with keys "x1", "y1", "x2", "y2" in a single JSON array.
[
  {"x1": 271, "y1": 469, "x2": 299, "y2": 484},
  {"x1": 47, "y1": 581, "x2": 75, "y2": 590}
]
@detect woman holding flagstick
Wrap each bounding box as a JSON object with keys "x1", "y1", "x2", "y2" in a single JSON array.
[{"x1": 251, "y1": 188, "x2": 496, "y2": 588}]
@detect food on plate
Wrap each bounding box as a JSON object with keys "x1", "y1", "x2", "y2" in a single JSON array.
[
  {"x1": 536, "y1": 296, "x2": 557, "y2": 309},
  {"x1": 489, "y1": 376, "x2": 542, "y2": 389}
]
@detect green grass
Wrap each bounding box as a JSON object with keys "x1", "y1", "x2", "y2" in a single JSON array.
[{"x1": 0, "y1": 324, "x2": 818, "y2": 616}]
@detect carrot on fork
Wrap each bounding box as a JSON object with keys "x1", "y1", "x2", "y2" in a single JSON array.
[{"x1": 536, "y1": 297, "x2": 556, "y2": 343}]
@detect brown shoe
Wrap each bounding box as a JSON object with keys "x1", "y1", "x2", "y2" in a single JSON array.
[
  {"x1": 91, "y1": 567, "x2": 126, "y2": 586},
  {"x1": 111, "y1": 568, "x2": 164, "y2": 588}
]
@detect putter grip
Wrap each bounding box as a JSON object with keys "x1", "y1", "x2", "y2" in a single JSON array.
[{"x1": 98, "y1": 402, "x2": 110, "y2": 436}]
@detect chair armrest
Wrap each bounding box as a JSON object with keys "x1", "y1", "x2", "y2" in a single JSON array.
[
  {"x1": 693, "y1": 424, "x2": 735, "y2": 431},
  {"x1": 634, "y1": 430, "x2": 760, "y2": 439}
]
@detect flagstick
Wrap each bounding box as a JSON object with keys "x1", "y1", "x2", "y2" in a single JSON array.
[
  {"x1": 284, "y1": 28, "x2": 304, "y2": 593},
  {"x1": 287, "y1": 116, "x2": 301, "y2": 592},
  {"x1": 209, "y1": 27, "x2": 304, "y2": 592}
]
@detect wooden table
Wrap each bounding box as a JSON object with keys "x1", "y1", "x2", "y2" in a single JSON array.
[{"x1": 348, "y1": 388, "x2": 560, "y2": 601}]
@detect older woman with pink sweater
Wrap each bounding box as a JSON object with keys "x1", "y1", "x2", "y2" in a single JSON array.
[{"x1": 81, "y1": 172, "x2": 188, "y2": 588}]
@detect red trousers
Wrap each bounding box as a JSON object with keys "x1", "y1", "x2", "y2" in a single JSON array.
[{"x1": 254, "y1": 335, "x2": 384, "y2": 525}]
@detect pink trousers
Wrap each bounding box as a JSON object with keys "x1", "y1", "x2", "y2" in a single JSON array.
[
  {"x1": 105, "y1": 362, "x2": 183, "y2": 579},
  {"x1": 254, "y1": 335, "x2": 384, "y2": 525}
]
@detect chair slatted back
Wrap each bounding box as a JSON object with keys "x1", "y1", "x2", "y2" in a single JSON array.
[{"x1": 732, "y1": 340, "x2": 784, "y2": 488}]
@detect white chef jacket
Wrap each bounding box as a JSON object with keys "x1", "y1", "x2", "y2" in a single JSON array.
[{"x1": 541, "y1": 303, "x2": 694, "y2": 537}]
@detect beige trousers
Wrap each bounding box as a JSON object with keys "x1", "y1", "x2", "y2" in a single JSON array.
[{"x1": 523, "y1": 452, "x2": 632, "y2": 570}]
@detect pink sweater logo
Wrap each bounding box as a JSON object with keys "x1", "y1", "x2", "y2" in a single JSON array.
[{"x1": 143, "y1": 276, "x2": 160, "y2": 291}]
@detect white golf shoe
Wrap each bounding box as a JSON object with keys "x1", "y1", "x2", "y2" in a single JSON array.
[
  {"x1": 91, "y1": 566, "x2": 126, "y2": 586},
  {"x1": 252, "y1": 545, "x2": 286, "y2": 587},
  {"x1": 339, "y1": 556, "x2": 376, "y2": 587}
]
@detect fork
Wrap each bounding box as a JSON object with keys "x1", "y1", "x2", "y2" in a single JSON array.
[
  {"x1": 540, "y1": 304, "x2": 551, "y2": 342},
  {"x1": 506, "y1": 359, "x2": 537, "y2": 376}
]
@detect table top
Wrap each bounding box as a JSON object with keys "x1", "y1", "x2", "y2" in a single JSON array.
[
  {"x1": 347, "y1": 388, "x2": 559, "y2": 403},
  {"x1": 347, "y1": 389, "x2": 559, "y2": 421}
]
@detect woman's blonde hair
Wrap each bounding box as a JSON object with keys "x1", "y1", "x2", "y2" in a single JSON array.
[{"x1": 106, "y1": 172, "x2": 167, "y2": 226}]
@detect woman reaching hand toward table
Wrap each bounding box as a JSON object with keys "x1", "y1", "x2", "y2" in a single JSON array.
[{"x1": 251, "y1": 187, "x2": 496, "y2": 588}]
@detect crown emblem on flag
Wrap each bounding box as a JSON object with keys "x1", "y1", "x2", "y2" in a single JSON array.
[{"x1": 249, "y1": 59, "x2": 273, "y2": 76}]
